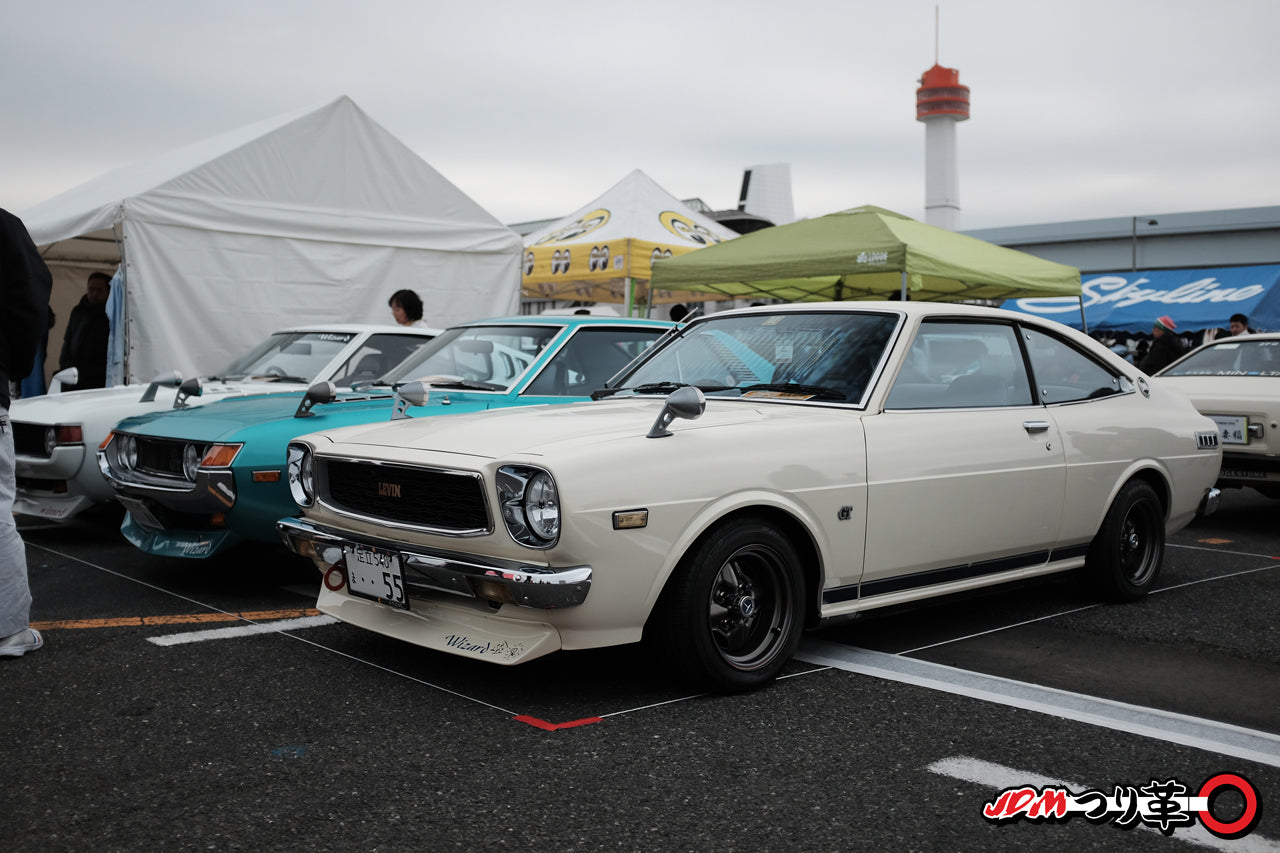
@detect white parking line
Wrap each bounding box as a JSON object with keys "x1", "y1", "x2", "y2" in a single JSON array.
[
  {"x1": 797, "y1": 639, "x2": 1280, "y2": 769},
  {"x1": 148, "y1": 615, "x2": 338, "y2": 646},
  {"x1": 928, "y1": 756, "x2": 1279, "y2": 851}
]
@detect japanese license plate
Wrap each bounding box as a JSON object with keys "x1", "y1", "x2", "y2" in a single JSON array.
[
  {"x1": 1209, "y1": 415, "x2": 1249, "y2": 445},
  {"x1": 344, "y1": 545, "x2": 409, "y2": 609}
]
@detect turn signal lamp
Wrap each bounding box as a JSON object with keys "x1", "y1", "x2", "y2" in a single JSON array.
[{"x1": 200, "y1": 444, "x2": 242, "y2": 468}]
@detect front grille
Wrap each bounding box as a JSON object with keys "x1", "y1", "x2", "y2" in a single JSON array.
[
  {"x1": 135, "y1": 437, "x2": 191, "y2": 480},
  {"x1": 324, "y1": 460, "x2": 489, "y2": 533},
  {"x1": 12, "y1": 422, "x2": 49, "y2": 457}
]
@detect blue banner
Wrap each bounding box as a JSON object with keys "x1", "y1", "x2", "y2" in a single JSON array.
[{"x1": 1001, "y1": 264, "x2": 1280, "y2": 334}]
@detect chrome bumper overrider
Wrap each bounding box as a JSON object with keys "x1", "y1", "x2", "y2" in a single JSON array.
[{"x1": 276, "y1": 516, "x2": 591, "y2": 609}]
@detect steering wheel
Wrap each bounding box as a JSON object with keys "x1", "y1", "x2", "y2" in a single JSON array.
[{"x1": 264, "y1": 365, "x2": 287, "y2": 377}]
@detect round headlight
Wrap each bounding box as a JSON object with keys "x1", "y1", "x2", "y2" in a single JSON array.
[
  {"x1": 43, "y1": 427, "x2": 57, "y2": 456},
  {"x1": 182, "y1": 444, "x2": 203, "y2": 482},
  {"x1": 523, "y1": 471, "x2": 560, "y2": 542},
  {"x1": 120, "y1": 435, "x2": 138, "y2": 470},
  {"x1": 287, "y1": 444, "x2": 315, "y2": 507}
]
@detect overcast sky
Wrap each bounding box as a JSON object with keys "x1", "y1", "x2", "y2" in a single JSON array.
[{"x1": 4, "y1": 0, "x2": 1277, "y2": 231}]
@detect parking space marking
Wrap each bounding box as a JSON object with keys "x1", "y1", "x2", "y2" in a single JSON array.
[
  {"x1": 799, "y1": 640, "x2": 1280, "y2": 769},
  {"x1": 928, "y1": 756, "x2": 1279, "y2": 851},
  {"x1": 32, "y1": 608, "x2": 322, "y2": 631},
  {"x1": 148, "y1": 615, "x2": 338, "y2": 646}
]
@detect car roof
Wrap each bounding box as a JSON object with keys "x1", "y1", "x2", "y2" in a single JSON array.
[
  {"x1": 453, "y1": 315, "x2": 674, "y2": 328},
  {"x1": 276, "y1": 324, "x2": 442, "y2": 335}
]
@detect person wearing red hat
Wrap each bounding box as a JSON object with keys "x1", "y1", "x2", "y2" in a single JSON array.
[{"x1": 1138, "y1": 314, "x2": 1187, "y2": 374}]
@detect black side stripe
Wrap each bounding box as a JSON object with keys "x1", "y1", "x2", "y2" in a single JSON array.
[{"x1": 822, "y1": 544, "x2": 1090, "y2": 605}]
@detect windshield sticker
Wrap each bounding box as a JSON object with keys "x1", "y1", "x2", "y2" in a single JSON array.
[
  {"x1": 775, "y1": 344, "x2": 794, "y2": 363},
  {"x1": 742, "y1": 390, "x2": 815, "y2": 400},
  {"x1": 316, "y1": 334, "x2": 355, "y2": 343}
]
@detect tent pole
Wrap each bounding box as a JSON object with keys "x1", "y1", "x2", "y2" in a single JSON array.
[
  {"x1": 1078, "y1": 295, "x2": 1088, "y2": 334},
  {"x1": 625, "y1": 277, "x2": 633, "y2": 317},
  {"x1": 900, "y1": 271, "x2": 907, "y2": 300}
]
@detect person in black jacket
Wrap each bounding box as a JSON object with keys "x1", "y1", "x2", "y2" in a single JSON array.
[
  {"x1": 59, "y1": 271, "x2": 112, "y2": 390},
  {"x1": 1137, "y1": 315, "x2": 1187, "y2": 375},
  {"x1": 1, "y1": 208, "x2": 53, "y2": 657}
]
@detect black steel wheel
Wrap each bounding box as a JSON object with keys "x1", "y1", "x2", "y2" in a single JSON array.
[
  {"x1": 1085, "y1": 479, "x2": 1165, "y2": 601},
  {"x1": 650, "y1": 516, "x2": 804, "y2": 692}
]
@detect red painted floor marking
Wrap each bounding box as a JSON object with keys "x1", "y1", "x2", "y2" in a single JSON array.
[{"x1": 514, "y1": 715, "x2": 604, "y2": 731}]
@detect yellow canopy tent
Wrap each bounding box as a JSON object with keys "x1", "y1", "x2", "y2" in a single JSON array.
[{"x1": 522, "y1": 169, "x2": 740, "y2": 314}]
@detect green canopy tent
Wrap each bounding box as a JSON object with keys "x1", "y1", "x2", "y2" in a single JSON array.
[{"x1": 650, "y1": 205, "x2": 1082, "y2": 306}]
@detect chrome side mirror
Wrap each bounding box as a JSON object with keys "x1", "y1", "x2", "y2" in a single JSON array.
[
  {"x1": 139, "y1": 371, "x2": 183, "y2": 403},
  {"x1": 294, "y1": 380, "x2": 337, "y2": 418},
  {"x1": 391, "y1": 381, "x2": 430, "y2": 420},
  {"x1": 647, "y1": 386, "x2": 706, "y2": 438},
  {"x1": 174, "y1": 377, "x2": 203, "y2": 408}
]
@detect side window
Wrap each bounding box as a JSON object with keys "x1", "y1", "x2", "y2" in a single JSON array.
[
  {"x1": 524, "y1": 328, "x2": 665, "y2": 396},
  {"x1": 886, "y1": 321, "x2": 1033, "y2": 409},
  {"x1": 330, "y1": 334, "x2": 433, "y2": 386},
  {"x1": 1022, "y1": 327, "x2": 1124, "y2": 403}
]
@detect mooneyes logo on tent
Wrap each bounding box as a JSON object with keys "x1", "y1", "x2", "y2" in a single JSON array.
[
  {"x1": 659, "y1": 212, "x2": 726, "y2": 246},
  {"x1": 534, "y1": 209, "x2": 610, "y2": 246}
]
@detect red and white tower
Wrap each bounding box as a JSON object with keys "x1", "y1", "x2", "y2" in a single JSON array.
[{"x1": 916, "y1": 62, "x2": 970, "y2": 231}]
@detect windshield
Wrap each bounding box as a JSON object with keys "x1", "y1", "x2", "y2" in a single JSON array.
[
  {"x1": 216, "y1": 332, "x2": 357, "y2": 381},
  {"x1": 616, "y1": 311, "x2": 900, "y2": 403},
  {"x1": 1161, "y1": 338, "x2": 1280, "y2": 376},
  {"x1": 382, "y1": 324, "x2": 560, "y2": 390}
]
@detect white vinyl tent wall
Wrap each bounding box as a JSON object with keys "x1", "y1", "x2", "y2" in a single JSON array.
[{"x1": 21, "y1": 96, "x2": 521, "y2": 385}]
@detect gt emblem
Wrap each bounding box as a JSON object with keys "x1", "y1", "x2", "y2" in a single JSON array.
[
  {"x1": 378, "y1": 482, "x2": 402, "y2": 498},
  {"x1": 837, "y1": 506, "x2": 853, "y2": 521}
]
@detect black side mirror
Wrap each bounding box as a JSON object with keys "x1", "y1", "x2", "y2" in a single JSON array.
[{"x1": 174, "y1": 377, "x2": 204, "y2": 409}]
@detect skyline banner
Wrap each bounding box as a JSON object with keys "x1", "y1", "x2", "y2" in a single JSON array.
[{"x1": 1002, "y1": 264, "x2": 1280, "y2": 334}]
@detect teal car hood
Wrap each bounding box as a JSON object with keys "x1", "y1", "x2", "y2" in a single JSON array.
[{"x1": 112, "y1": 389, "x2": 509, "y2": 466}]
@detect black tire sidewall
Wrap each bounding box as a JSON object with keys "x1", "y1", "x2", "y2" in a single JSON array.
[{"x1": 1087, "y1": 479, "x2": 1165, "y2": 601}]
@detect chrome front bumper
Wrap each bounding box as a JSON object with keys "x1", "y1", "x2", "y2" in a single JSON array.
[
  {"x1": 276, "y1": 516, "x2": 591, "y2": 609},
  {"x1": 1198, "y1": 486, "x2": 1221, "y2": 518}
]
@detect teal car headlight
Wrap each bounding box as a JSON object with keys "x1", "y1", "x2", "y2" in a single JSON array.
[
  {"x1": 287, "y1": 443, "x2": 315, "y2": 507},
  {"x1": 497, "y1": 465, "x2": 560, "y2": 547}
]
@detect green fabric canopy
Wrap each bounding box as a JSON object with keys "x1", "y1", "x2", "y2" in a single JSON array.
[{"x1": 650, "y1": 205, "x2": 1081, "y2": 302}]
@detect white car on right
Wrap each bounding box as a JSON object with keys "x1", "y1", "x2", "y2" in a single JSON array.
[{"x1": 1154, "y1": 332, "x2": 1280, "y2": 498}]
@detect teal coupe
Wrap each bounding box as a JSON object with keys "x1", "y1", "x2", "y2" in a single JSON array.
[{"x1": 97, "y1": 314, "x2": 673, "y2": 558}]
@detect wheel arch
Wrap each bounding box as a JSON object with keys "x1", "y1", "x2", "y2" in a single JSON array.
[{"x1": 645, "y1": 503, "x2": 825, "y2": 633}]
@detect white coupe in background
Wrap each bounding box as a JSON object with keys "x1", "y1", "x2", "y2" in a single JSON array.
[
  {"x1": 1154, "y1": 332, "x2": 1280, "y2": 498},
  {"x1": 11, "y1": 324, "x2": 437, "y2": 521},
  {"x1": 278, "y1": 303, "x2": 1222, "y2": 692}
]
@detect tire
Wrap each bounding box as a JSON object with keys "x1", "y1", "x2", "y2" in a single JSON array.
[
  {"x1": 650, "y1": 517, "x2": 805, "y2": 692},
  {"x1": 1085, "y1": 480, "x2": 1165, "y2": 601}
]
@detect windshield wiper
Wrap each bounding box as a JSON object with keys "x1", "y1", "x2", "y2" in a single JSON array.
[
  {"x1": 407, "y1": 378, "x2": 504, "y2": 391},
  {"x1": 738, "y1": 383, "x2": 847, "y2": 401}
]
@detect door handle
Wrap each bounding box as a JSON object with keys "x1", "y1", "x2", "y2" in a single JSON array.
[{"x1": 1023, "y1": 420, "x2": 1052, "y2": 433}]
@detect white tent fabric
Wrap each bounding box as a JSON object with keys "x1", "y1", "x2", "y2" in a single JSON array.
[{"x1": 19, "y1": 96, "x2": 521, "y2": 384}]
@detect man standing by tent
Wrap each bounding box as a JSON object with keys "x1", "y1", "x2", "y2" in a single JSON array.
[
  {"x1": 59, "y1": 271, "x2": 111, "y2": 390},
  {"x1": 1138, "y1": 315, "x2": 1187, "y2": 374},
  {"x1": 1, "y1": 207, "x2": 52, "y2": 657}
]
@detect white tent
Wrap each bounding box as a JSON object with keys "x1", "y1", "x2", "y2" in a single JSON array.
[{"x1": 19, "y1": 96, "x2": 521, "y2": 385}]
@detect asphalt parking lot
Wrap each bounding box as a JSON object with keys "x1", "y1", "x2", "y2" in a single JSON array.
[{"x1": 4, "y1": 489, "x2": 1278, "y2": 852}]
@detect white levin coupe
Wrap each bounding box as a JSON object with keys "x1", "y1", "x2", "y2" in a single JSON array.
[
  {"x1": 11, "y1": 324, "x2": 437, "y2": 521},
  {"x1": 1154, "y1": 332, "x2": 1280, "y2": 498},
  {"x1": 278, "y1": 303, "x2": 1222, "y2": 692}
]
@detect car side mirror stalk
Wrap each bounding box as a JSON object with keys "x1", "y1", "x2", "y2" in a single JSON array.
[
  {"x1": 647, "y1": 386, "x2": 705, "y2": 438},
  {"x1": 49, "y1": 367, "x2": 79, "y2": 394},
  {"x1": 139, "y1": 371, "x2": 183, "y2": 403},
  {"x1": 173, "y1": 377, "x2": 203, "y2": 408},
  {"x1": 294, "y1": 381, "x2": 337, "y2": 418},
  {"x1": 391, "y1": 381, "x2": 430, "y2": 420}
]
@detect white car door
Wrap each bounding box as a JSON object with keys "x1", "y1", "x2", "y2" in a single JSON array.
[{"x1": 854, "y1": 320, "x2": 1067, "y2": 605}]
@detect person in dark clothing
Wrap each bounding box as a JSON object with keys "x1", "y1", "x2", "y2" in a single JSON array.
[
  {"x1": 1, "y1": 208, "x2": 53, "y2": 657},
  {"x1": 59, "y1": 271, "x2": 112, "y2": 390},
  {"x1": 1137, "y1": 315, "x2": 1187, "y2": 374}
]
